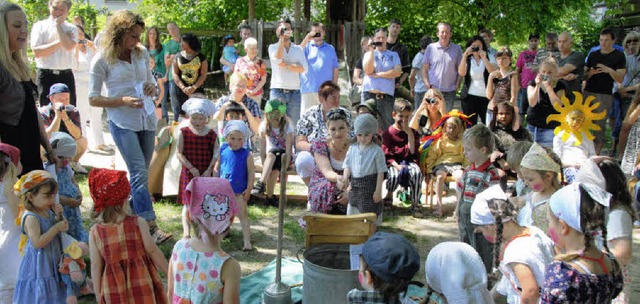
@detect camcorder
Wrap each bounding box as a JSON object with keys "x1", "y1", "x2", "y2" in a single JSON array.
[
  {"x1": 370, "y1": 41, "x2": 383, "y2": 47},
  {"x1": 313, "y1": 32, "x2": 321, "y2": 38}
]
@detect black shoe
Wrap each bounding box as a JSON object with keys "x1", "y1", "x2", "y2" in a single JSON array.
[
  {"x1": 251, "y1": 181, "x2": 265, "y2": 195},
  {"x1": 266, "y1": 195, "x2": 279, "y2": 207}
]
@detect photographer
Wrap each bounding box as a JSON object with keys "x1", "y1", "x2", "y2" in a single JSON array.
[
  {"x1": 268, "y1": 19, "x2": 308, "y2": 123},
  {"x1": 362, "y1": 27, "x2": 402, "y2": 130},
  {"x1": 457, "y1": 35, "x2": 497, "y2": 125},
  {"x1": 409, "y1": 88, "x2": 446, "y2": 135},
  {"x1": 299, "y1": 22, "x2": 339, "y2": 114},
  {"x1": 38, "y1": 83, "x2": 88, "y2": 173}
]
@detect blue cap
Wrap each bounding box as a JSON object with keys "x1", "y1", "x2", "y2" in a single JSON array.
[
  {"x1": 362, "y1": 232, "x2": 420, "y2": 282},
  {"x1": 48, "y1": 83, "x2": 69, "y2": 97}
]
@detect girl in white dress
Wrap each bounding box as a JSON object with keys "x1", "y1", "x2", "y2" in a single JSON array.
[{"x1": 0, "y1": 143, "x2": 22, "y2": 303}]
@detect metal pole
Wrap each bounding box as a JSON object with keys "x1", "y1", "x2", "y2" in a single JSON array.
[{"x1": 262, "y1": 155, "x2": 292, "y2": 303}]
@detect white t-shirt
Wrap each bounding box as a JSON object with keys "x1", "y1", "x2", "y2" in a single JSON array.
[
  {"x1": 595, "y1": 208, "x2": 633, "y2": 250},
  {"x1": 268, "y1": 42, "x2": 308, "y2": 90},
  {"x1": 497, "y1": 225, "x2": 555, "y2": 304},
  {"x1": 30, "y1": 18, "x2": 78, "y2": 70},
  {"x1": 258, "y1": 120, "x2": 294, "y2": 152},
  {"x1": 552, "y1": 131, "x2": 596, "y2": 167},
  {"x1": 468, "y1": 55, "x2": 496, "y2": 97}
]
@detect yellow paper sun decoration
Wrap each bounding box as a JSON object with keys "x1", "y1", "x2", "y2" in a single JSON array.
[{"x1": 546, "y1": 91, "x2": 607, "y2": 146}]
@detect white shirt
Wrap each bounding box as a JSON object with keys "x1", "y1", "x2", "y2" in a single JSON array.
[
  {"x1": 30, "y1": 17, "x2": 78, "y2": 70},
  {"x1": 258, "y1": 120, "x2": 294, "y2": 152},
  {"x1": 552, "y1": 131, "x2": 596, "y2": 167},
  {"x1": 467, "y1": 55, "x2": 496, "y2": 97},
  {"x1": 89, "y1": 48, "x2": 157, "y2": 132},
  {"x1": 268, "y1": 42, "x2": 308, "y2": 90}
]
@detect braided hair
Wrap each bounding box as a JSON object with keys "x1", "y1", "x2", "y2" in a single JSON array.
[{"x1": 486, "y1": 198, "x2": 519, "y2": 282}]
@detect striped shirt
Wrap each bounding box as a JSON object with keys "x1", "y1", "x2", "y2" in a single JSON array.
[{"x1": 456, "y1": 159, "x2": 501, "y2": 205}]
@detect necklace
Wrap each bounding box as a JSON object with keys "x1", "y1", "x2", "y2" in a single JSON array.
[{"x1": 331, "y1": 140, "x2": 348, "y2": 153}]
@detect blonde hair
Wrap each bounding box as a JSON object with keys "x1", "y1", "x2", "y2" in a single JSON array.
[
  {"x1": 100, "y1": 10, "x2": 145, "y2": 64},
  {"x1": 0, "y1": 3, "x2": 30, "y2": 81},
  {"x1": 229, "y1": 72, "x2": 248, "y2": 86},
  {"x1": 90, "y1": 203, "x2": 131, "y2": 224},
  {"x1": 462, "y1": 124, "x2": 495, "y2": 152}
]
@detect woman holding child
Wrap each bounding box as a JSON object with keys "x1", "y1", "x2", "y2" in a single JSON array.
[{"x1": 89, "y1": 10, "x2": 171, "y2": 244}]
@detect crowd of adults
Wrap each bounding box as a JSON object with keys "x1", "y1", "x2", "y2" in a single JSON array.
[{"x1": 3, "y1": 0, "x2": 640, "y2": 243}]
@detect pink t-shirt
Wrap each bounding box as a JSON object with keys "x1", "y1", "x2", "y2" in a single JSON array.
[{"x1": 516, "y1": 49, "x2": 537, "y2": 88}]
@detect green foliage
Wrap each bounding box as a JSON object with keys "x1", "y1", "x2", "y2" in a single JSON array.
[
  {"x1": 12, "y1": 0, "x2": 48, "y2": 25},
  {"x1": 68, "y1": 0, "x2": 107, "y2": 38}
]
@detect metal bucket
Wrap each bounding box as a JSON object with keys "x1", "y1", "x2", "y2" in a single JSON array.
[{"x1": 303, "y1": 243, "x2": 359, "y2": 304}]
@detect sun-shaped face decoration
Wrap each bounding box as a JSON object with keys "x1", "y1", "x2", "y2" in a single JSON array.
[{"x1": 546, "y1": 92, "x2": 607, "y2": 146}]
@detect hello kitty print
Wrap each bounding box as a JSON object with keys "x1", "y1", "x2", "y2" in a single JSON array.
[{"x1": 185, "y1": 177, "x2": 239, "y2": 235}]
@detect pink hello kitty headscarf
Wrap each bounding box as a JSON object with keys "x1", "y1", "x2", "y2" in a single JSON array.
[{"x1": 185, "y1": 177, "x2": 239, "y2": 241}]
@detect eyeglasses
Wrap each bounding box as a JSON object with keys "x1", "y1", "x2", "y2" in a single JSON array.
[{"x1": 627, "y1": 39, "x2": 639, "y2": 44}]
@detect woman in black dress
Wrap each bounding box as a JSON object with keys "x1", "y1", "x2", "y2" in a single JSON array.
[{"x1": 0, "y1": 2, "x2": 56, "y2": 173}]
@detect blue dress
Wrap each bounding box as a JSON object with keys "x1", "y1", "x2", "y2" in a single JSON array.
[
  {"x1": 13, "y1": 210, "x2": 66, "y2": 304},
  {"x1": 57, "y1": 166, "x2": 88, "y2": 243},
  {"x1": 219, "y1": 142, "x2": 250, "y2": 194}
]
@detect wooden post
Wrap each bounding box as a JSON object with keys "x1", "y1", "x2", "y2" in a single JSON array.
[
  {"x1": 304, "y1": 0, "x2": 311, "y2": 21},
  {"x1": 248, "y1": 0, "x2": 256, "y2": 21},
  {"x1": 294, "y1": 0, "x2": 301, "y2": 44}
]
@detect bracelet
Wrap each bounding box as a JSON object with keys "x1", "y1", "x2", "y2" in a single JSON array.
[{"x1": 63, "y1": 118, "x2": 71, "y2": 122}]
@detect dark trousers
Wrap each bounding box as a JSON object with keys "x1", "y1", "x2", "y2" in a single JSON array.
[
  {"x1": 461, "y1": 94, "x2": 489, "y2": 125},
  {"x1": 36, "y1": 68, "x2": 76, "y2": 107}
]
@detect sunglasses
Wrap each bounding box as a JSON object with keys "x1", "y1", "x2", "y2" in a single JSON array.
[{"x1": 627, "y1": 39, "x2": 639, "y2": 44}]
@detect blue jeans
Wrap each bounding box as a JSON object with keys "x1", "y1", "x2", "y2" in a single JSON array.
[
  {"x1": 526, "y1": 125, "x2": 555, "y2": 148},
  {"x1": 442, "y1": 91, "x2": 456, "y2": 112},
  {"x1": 271, "y1": 88, "x2": 301, "y2": 124},
  {"x1": 414, "y1": 91, "x2": 426, "y2": 109},
  {"x1": 170, "y1": 81, "x2": 179, "y2": 122},
  {"x1": 517, "y1": 88, "x2": 528, "y2": 115},
  {"x1": 109, "y1": 122, "x2": 156, "y2": 221},
  {"x1": 161, "y1": 81, "x2": 169, "y2": 122}
]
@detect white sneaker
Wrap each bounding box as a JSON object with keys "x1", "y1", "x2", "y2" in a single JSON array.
[{"x1": 70, "y1": 162, "x2": 88, "y2": 174}]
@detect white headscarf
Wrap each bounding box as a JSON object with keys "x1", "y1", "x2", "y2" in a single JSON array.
[
  {"x1": 182, "y1": 98, "x2": 216, "y2": 117},
  {"x1": 471, "y1": 184, "x2": 509, "y2": 225},
  {"x1": 426, "y1": 242, "x2": 495, "y2": 304},
  {"x1": 49, "y1": 132, "x2": 76, "y2": 158},
  {"x1": 549, "y1": 182, "x2": 611, "y2": 232}
]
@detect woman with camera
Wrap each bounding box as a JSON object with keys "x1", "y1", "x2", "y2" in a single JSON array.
[
  {"x1": 526, "y1": 57, "x2": 565, "y2": 148},
  {"x1": 409, "y1": 88, "x2": 446, "y2": 135},
  {"x1": 457, "y1": 35, "x2": 497, "y2": 125}
]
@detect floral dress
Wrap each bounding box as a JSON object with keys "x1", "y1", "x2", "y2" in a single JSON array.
[
  {"x1": 620, "y1": 118, "x2": 640, "y2": 176},
  {"x1": 541, "y1": 254, "x2": 623, "y2": 303},
  {"x1": 234, "y1": 56, "x2": 267, "y2": 99},
  {"x1": 308, "y1": 140, "x2": 345, "y2": 214},
  {"x1": 169, "y1": 239, "x2": 231, "y2": 304}
]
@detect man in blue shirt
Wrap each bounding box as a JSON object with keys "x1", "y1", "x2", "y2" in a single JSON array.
[
  {"x1": 300, "y1": 22, "x2": 339, "y2": 114},
  {"x1": 421, "y1": 22, "x2": 462, "y2": 112}
]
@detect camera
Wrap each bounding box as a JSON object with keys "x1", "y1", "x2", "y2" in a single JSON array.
[
  {"x1": 541, "y1": 75, "x2": 550, "y2": 81},
  {"x1": 471, "y1": 46, "x2": 480, "y2": 52},
  {"x1": 426, "y1": 97, "x2": 437, "y2": 104},
  {"x1": 418, "y1": 115, "x2": 429, "y2": 128},
  {"x1": 57, "y1": 105, "x2": 65, "y2": 111},
  {"x1": 370, "y1": 41, "x2": 383, "y2": 47},
  {"x1": 313, "y1": 32, "x2": 321, "y2": 38},
  {"x1": 78, "y1": 39, "x2": 86, "y2": 45},
  {"x1": 280, "y1": 28, "x2": 286, "y2": 35}
]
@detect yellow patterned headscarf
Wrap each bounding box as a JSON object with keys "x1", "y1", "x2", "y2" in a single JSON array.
[
  {"x1": 13, "y1": 170, "x2": 55, "y2": 255},
  {"x1": 520, "y1": 143, "x2": 561, "y2": 173}
]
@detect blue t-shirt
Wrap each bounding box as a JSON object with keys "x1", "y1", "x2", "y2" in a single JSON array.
[
  {"x1": 300, "y1": 42, "x2": 339, "y2": 93},
  {"x1": 362, "y1": 49, "x2": 401, "y2": 96},
  {"x1": 219, "y1": 142, "x2": 250, "y2": 194},
  {"x1": 223, "y1": 45, "x2": 239, "y2": 63}
]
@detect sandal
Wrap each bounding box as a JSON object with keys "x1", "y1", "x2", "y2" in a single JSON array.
[{"x1": 433, "y1": 205, "x2": 443, "y2": 217}]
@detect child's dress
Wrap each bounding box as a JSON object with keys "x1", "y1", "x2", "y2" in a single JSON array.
[
  {"x1": 497, "y1": 226, "x2": 555, "y2": 303},
  {"x1": 219, "y1": 142, "x2": 250, "y2": 194},
  {"x1": 13, "y1": 210, "x2": 66, "y2": 304},
  {"x1": 57, "y1": 165, "x2": 88, "y2": 243},
  {"x1": 170, "y1": 239, "x2": 231, "y2": 304},
  {"x1": 0, "y1": 182, "x2": 22, "y2": 302},
  {"x1": 91, "y1": 215, "x2": 166, "y2": 304},
  {"x1": 178, "y1": 127, "x2": 218, "y2": 204},
  {"x1": 542, "y1": 253, "x2": 623, "y2": 303},
  {"x1": 517, "y1": 193, "x2": 550, "y2": 232},
  {"x1": 424, "y1": 136, "x2": 466, "y2": 174},
  {"x1": 222, "y1": 46, "x2": 239, "y2": 73}
]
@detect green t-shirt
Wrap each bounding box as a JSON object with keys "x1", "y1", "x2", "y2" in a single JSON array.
[
  {"x1": 163, "y1": 39, "x2": 181, "y2": 81},
  {"x1": 235, "y1": 42, "x2": 246, "y2": 57},
  {"x1": 149, "y1": 48, "x2": 166, "y2": 77}
]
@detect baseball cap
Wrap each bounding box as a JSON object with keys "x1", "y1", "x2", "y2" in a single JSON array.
[
  {"x1": 48, "y1": 83, "x2": 70, "y2": 97},
  {"x1": 362, "y1": 232, "x2": 420, "y2": 282}
]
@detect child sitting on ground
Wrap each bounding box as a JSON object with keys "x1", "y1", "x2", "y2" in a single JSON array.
[
  {"x1": 513, "y1": 143, "x2": 563, "y2": 233},
  {"x1": 472, "y1": 196, "x2": 554, "y2": 303},
  {"x1": 456, "y1": 123, "x2": 501, "y2": 273},
  {"x1": 218, "y1": 121, "x2": 254, "y2": 251},
  {"x1": 49, "y1": 132, "x2": 88, "y2": 243},
  {"x1": 88, "y1": 169, "x2": 168, "y2": 303},
  {"x1": 542, "y1": 182, "x2": 623, "y2": 302},
  {"x1": 251, "y1": 100, "x2": 294, "y2": 207},
  {"x1": 382, "y1": 99, "x2": 424, "y2": 217},
  {"x1": 552, "y1": 109, "x2": 596, "y2": 183},
  {"x1": 168, "y1": 177, "x2": 241, "y2": 303},
  {"x1": 424, "y1": 115, "x2": 467, "y2": 217},
  {"x1": 221, "y1": 35, "x2": 239, "y2": 85},
  {"x1": 0, "y1": 144, "x2": 21, "y2": 303},
  {"x1": 176, "y1": 98, "x2": 219, "y2": 238},
  {"x1": 13, "y1": 171, "x2": 68, "y2": 303},
  {"x1": 343, "y1": 114, "x2": 387, "y2": 224},
  {"x1": 347, "y1": 232, "x2": 420, "y2": 303}
]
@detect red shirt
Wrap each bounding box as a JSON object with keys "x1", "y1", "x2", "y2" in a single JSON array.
[{"x1": 381, "y1": 125, "x2": 420, "y2": 167}]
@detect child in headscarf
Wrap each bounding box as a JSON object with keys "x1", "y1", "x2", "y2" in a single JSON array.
[
  {"x1": 168, "y1": 177, "x2": 240, "y2": 303},
  {"x1": 176, "y1": 97, "x2": 219, "y2": 238},
  {"x1": 0, "y1": 143, "x2": 21, "y2": 302}
]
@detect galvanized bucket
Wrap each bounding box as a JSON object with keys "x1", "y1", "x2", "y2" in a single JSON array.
[{"x1": 302, "y1": 243, "x2": 359, "y2": 304}]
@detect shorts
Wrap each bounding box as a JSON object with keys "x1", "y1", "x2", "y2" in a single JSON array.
[
  {"x1": 269, "y1": 148, "x2": 286, "y2": 171},
  {"x1": 432, "y1": 162, "x2": 463, "y2": 175}
]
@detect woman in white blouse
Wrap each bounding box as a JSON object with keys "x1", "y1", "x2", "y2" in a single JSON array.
[
  {"x1": 89, "y1": 10, "x2": 171, "y2": 244},
  {"x1": 458, "y1": 35, "x2": 497, "y2": 125}
]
